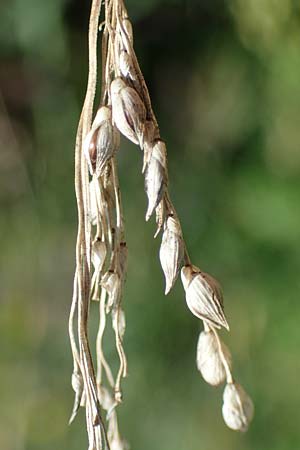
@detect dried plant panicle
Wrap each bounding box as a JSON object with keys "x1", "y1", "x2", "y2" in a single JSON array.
[{"x1": 68, "y1": 1, "x2": 254, "y2": 449}]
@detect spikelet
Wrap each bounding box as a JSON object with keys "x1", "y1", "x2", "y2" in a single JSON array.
[
  {"x1": 111, "y1": 77, "x2": 146, "y2": 147},
  {"x1": 196, "y1": 330, "x2": 231, "y2": 386},
  {"x1": 98, "y1": 385, "x2": 115, "y2": 412},
  {"x1": 181, "y1": 265, "x2": 229, "y2": 330},
  {"x1": 95, "y1": 121, "x2": 120, "y2": 177},
  {"x1": 159, "y1": 215, "x2": 184, "y2": 294},
  {"x1": 119, "y1": 50, "x2": 136, "y2": 81},
  {"x1": 84, "y1": 106, "x2": 119, "y2": 177},
  {"x1": 142, "y1": 120, "x2": 160, "y2": 173},
  {"x1": 91, "y1": 238, "x2": 107, "y2": 301},
  {"x1": 101, "y1": 271, "x2": 121, "y2": 313},
  {"x1": 92, "y1": 239, "x2": 107, "y2": 273},
  {"x1": 118, "y1": 17, "x2": 133, "y2": 48},
  {"x1": 222, "y1": 382, "x2": 254, "y2": 431},
  {"x1": 69, "y1": 370, "x2": 84, "y2": 424},
  {"x1": 144, "y1": 140, "x2": 167, "y2": 221}
]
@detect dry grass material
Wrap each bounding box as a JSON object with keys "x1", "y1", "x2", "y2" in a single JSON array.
[{"x1": 68, "y1": 1, "x2": 254, "y2": 448}]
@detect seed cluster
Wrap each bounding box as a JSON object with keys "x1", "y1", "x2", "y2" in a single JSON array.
[{"x1": 69, "y1": 1, "x2": 254, "y2": 449}]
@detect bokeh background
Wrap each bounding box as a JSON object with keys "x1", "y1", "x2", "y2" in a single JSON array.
[{"x1": 1, "y1": 0, "x2": 300, "y2": 449}]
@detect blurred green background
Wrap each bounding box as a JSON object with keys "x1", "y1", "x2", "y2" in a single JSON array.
[{"x1": 1, "y1": 0, "x2": 300, "y2": 449}]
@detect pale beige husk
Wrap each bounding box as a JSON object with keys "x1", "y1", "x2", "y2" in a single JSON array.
[
  {"x1": 196, "y1": 330, "x2": 232, "y2": 386},
  {"x1": 181, "y1": 265, "x2": 229, "y2": 330},
  {"x1": 145, "y1": 140, "x2": 167, "y2": 220},
  {"x1": 159, "y1": 215, "x2": 184, "y2": 294},
  {"x1": 222, "y1": 382, "x2": 254, "y2": 431},
  {"x1": 111, "y1": 77, "x2": 146, "y2": 147}
]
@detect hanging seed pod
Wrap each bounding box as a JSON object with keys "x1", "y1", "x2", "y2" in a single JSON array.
[
  {"x1": 101, "y1": 271, "x2": 121, "y2": 313},
  {"x1": 92, "y1": 239, "x2": 107, "y2": 273},
  {"x1": 142, "y1": 120, "x2": 160, "y2": 173},
  {"x1": 83, "y1": 106, "x2": 109, "y2": 173},
  {"x1": 84, "y1": 106, "x2": 119, "y2": 177},
  {"x1": 196, "y1": 330, "x2": 232, "y2": 386},
  {"x1": 119, "y1": 50, "x2": 136, "y2": 81},
  {"x1": 95, "y1": 122, "x2": 119, "y2": 178},
  {"x1": 144, "y1": 139, "x2": 167, "y2": 221},
  {"x1": 181, "y1": 265, "x2": 229, "y2": 330},
  {"x1": 222, "y1": 382, "x2": 254, "y2": 431},
  {"x1": 159, "y1": 215, "x2": 184, "y2": 294},
  {"x1": 84, "y1": 129, "x2": 98, "y2": 175},
  {"x1": 98, "y1": 385, "x2": 115, "y2": 412},
  {"x1": 111, "y1": 77, "x2": 146, "y2": 147},
  {"x1": 91, "y1": 239, "x2": 107, "y2": 301},
  {"x1": 122, "y1": 17, "x2": 133, "y2": 44},
  {"x1": 117, "y1": 16, "x2": 133, "y2": 51},
  {"x1": 69, "y1": 370, "x2": 84, "y2": 424}
]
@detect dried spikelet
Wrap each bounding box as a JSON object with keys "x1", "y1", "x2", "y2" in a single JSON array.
[
  {"x1": 144, "y1": 139, "x2": 167, "y2": 221},
  {"x1": 159, "y1": 215, "x2": 184, "y2": 294},
  {"x1": 111, "y1": 77, "x2": 146, "y2": 147},
  {"x1": 101, "y1": 271, "x2": 121, "y2": 313},
  {"x1": 91, "y1": 238, "x2": 107, "y2": 301},
  {"x1": 119, "y1": 50, "x2": 136, "y2": 81},
  {"x1": 94, "y1": 122, "x2": 119, "y2": 177},
  {"x1": 222, "y1": 382, "x2": 254, "y2": 431},
  {"x1": 142, "y1": 120, "x2": 160, "y2": 173},
  {"x1": 84, "y1": 106, "x2": 120, "y2": 177},
  {"x1": 196, "y1": 330, "x2": 231, "y2": 386},
  {"x1": 118, "y1": 17, "x2": 133, "y2": 48},
  {"x1": 69, "y1": 370, "x2": 84, "y2": 424},
  {"x1": 181, "y1": 265, "x2": 229, "y2": 330},
  {"x1": 84, "y1": 128, "x2": 98, "y2": 175},
  {"x1": 98, "y1": 385, "x2": 115, "y2": 412},
  {"x1": 92, "y1": 239, "x2": 107, "y2": 273}
]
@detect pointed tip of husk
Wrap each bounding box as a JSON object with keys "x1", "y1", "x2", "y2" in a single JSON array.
[
  {"x1": 68, "y1": 409, "x2": 77, "y2": 426},
  {"x1": 154, "y1": 228, "x2": 160, "y2": 238},
  {"x1": 223, "y1": 318, "x2": 230, "y2": 331},
  {"x1": 145, "y1": 206, "x2": 153, "y2": 221},
  {"x1": 214, "y1": 316, "x2": 230, "y2": 331},
  {"x1": 164, "y1": 285, "x2": 171, "y2": 295},
  {"x1": 205, "y1": 316, "x2": 229, "y2": 331}
]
